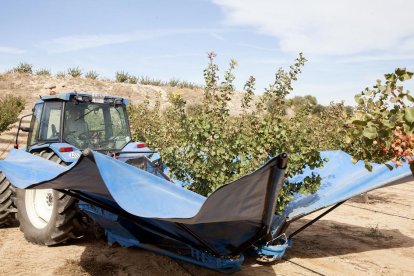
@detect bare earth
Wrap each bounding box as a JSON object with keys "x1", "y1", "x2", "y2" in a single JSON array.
[{"x1": 0, "y1": 182, "x2": 413, "y2": 276}]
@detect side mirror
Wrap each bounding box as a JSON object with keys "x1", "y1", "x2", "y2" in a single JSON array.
[{"x1": 19, "y1": 126, "x2": 31, "y2": 132}]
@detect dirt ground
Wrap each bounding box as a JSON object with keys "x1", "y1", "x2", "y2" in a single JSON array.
[{"x1": 0, "y1": 182, "x2": 413, "y2": 276}]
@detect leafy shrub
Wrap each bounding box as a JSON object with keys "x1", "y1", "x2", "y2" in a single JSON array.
[
  {"x1": 128, "y1": 75, "x2": 138, "y2": 84},
  {"x1": 168, "y1": 78, "x2": 180, "y2": 87},
  {"x1": 139, "y1": 76, "x2": 164, "y2": 86},
  {"x1": 167, "y1": 79, "x2": 202, "y2": 89},
  {"x1": 346, "y1": 68, "x2": 414, "y2": 172},
  {"x1": 12, "y1": 62, "x2": 33, "y2": 74},
  {"x1": 137, "y1": 77, "x2": 201, "y2": 88},
  {"x1": 35, "y1": 68, "x2": 51, "y2": 76},
  {"x1": 286, "y1": 96, "x2": 352, "y2": 150},
  {"x1": 0, "y1": 95, "x2": 25, "y2": 134},
  {"x1": 177, "y1": 80, "x2": 201, "y2": 89},
  {"x1": 56, "y1": 71, "x2": 66, "y2": 78},
  {"x1": 129, "y1": 53, "x2": 329, "y2": 212},
  {"x1": 85, "y1": 70, "x2": 99, "y2": 80},
  {"x1": 115, "y1": 71, "x2": 129, "y2": 83},
  {"x1": 67, "y1": 67, "x2": 82, "y2": 77}
]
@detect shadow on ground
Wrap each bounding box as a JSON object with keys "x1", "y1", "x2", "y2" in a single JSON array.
[
  {"x1": 285, "y1": 218, "x2": 414, "y2": 259},
  {"x1": 51, "y1": 218, "x2": 414, "y2": 275}
]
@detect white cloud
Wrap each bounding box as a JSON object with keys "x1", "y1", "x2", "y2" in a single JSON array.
[
  {"x1": 39, "y1": 28, "x2": 232, "y2": 53},
  {"x1": 0, "y1": 46, "x2": 27, "y2": 54},
  {"x1": 212, "y1": 0, "x2": 414, "y2": 56},
  {"x1": 41, "y1": 33, "x2": 141, "y2": 53}
]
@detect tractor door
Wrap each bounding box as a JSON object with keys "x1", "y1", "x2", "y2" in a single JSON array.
[
  {"x1": 27, "y1": 103, "x2": 43, "y2": 149},
  {"x1": 28, "y1": 101, "x2": 63, "y2": 147}
]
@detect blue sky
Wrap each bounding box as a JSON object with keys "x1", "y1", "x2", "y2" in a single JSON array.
[{"x1": 1, "y1": 0, "x2": 413, "y2": 105}]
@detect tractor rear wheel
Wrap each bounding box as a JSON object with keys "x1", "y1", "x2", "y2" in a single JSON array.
[
  {"x1": 0, "y1": 172, "x2": 17, "y2": 227},
  {"x1": 16, "y1": 150, "x2": 86, "y2": 245}
]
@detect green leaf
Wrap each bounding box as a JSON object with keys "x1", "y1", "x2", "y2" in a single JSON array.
[
  {"x1": 364, "y1": 161, "x2": 373, "y2": 172},
  {"x1": 395, "y1": 67, "x2": 406, "y2": 76},
  {"x1": 351, "y1": 120, "x2": 367, "y2": 126},
  {"x1": 404, "y1": 107, "x2": 414, "y2": 123},
  {"x1": 400, "y1": 72, "x2": 413, "y2": 81},
  {"x1": 390, "y1": 97, "x2": 398, "y2": 103},
  {"x1": 354, "y1": 94, "x2": 365, "y2": 105},
  {"x1": 362, "y1": 127, "x2": 378, "y2": 139},
  {"x1": 406, "y1": 94, "x2": 414, "y2": 103},
  {"x1": 384, "y1": 73, "x2": 396, "y2": 82}
]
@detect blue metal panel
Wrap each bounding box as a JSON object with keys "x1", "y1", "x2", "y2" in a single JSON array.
[
  {"x1": 37, "y1": 92, "x2": 128, "y2": 104},
  {"x1": 1, "y1": 149, "x2": 411, "y2": 222},
  {"x1": 40, "y1": 92, "x2": 75, "y2": 101},
  {"x1": 253, "y1": 242, "x2": 291, "y2": 261},
  {"x1": 79, "y1": 201, "x2": 244, "y2": 273},
  {"x1": 29, "y1": 143, "x2": 81, "y2": 163},
  {"x1": 117, "y1": 142, "x2": 155, "y2": 160},
  {"x1": 0, "y1": 149, "x2": 205, "y2": 218},
  {"x1": 284, "y1": 150, "x2": 412, "y2": 221}
]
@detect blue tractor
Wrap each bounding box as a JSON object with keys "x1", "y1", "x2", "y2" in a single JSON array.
[
  {"x1": 0, "y1": 92, "x2": 164, "y2": 245},
  {"x1": 0, "y1": 92, "x2": 295, "y2": 273}
]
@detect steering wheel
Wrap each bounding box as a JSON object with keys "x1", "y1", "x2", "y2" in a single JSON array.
[
  {"x1": 78, "y1": 129, "x2": 105, "y2": 137},
  {"x1": 78, "y1": 129, "x2": 106, "y2": 146}
]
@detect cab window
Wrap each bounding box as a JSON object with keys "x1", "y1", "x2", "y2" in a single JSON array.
[
  {"x1": 38, "y1": 102, "x2": 62, "y2": 141},
  {"x1": 28, "y1": 103, "x2": 43, "y2": 146}
]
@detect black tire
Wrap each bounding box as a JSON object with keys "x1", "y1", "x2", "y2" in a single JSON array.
[
  {"x1": 16, "y1": 150, "x2": 85, "y2": 245},
  {"x1": 0, "y1": 172, "x2": 17, "y2": 227}
]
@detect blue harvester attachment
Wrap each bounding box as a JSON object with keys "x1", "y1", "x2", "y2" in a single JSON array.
[{"x1": 0, "y1": 149, "x2": 411, "y2": 272}]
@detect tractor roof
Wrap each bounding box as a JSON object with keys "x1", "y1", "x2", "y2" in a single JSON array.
[{"x1": 36, "y1": 92, "x2": 128, "y2": 105}]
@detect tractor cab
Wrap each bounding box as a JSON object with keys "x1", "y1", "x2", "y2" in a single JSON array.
[{"x1": 27, "y1": 93, "x2": 131, "y2": 152}]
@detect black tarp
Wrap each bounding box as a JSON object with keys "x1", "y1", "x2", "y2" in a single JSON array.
[{"x1": 1, "y1": 149, "x2": 287, "y2": 256}]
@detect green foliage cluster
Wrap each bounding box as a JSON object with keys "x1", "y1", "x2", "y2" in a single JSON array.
[
  {"x1": 12, "y1": 62, "x2": 33, "y2": 74},
  {"x1": 168, "y1": 79, "x2": 201, "y2": 89},
  {"x1": 35, "y1": 68, "x2": 51, "y2": 76},
  {"x1": 139, "y1": 76, "x2": 201, "y2": 89},
  {"x1": 85, "y1": 70, "x2": 99, "y2": 80},
  {"x1": 345, "y1": 68, "x2": 414, "y2": 171},
  {"x1": 0, "y1": 95, "x2": 25, "y2": 134},
  {"x1": 114, "y1": 71, "x2": 202, "y2": 88},
  {"x1": 67, "y1": 67, "x2": 82, "y2": 78},
  {"x1": 129, "y1": 53, "x2": 346, "y2": 212},
  {"x1": 115, "y1": 71, "x2": 130, "y2": 83},
  {"x1": 7, "y1": 62, "x2": 201, "y2": 89},
  {"x1": 56, "y1": 71, "x2": 66, "y2": 78},
  {"x1": 127, "y1": 75, "x2": 139, "y2": 84},
  {"x1": 138, "y1": 76, "x2": 164, "y2": 86}
]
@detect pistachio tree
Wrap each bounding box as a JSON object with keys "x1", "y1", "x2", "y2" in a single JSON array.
[
  {"x1": 130, "y1": 53, "x2": 330, "y2": 212},
  {"x1": 346, "y1": 68, "x2": 414, "y2": 172}
]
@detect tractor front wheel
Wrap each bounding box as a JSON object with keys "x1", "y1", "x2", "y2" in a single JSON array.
[{"x1": 16, "y1": 150, "x2": 85, "y2": 245}]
